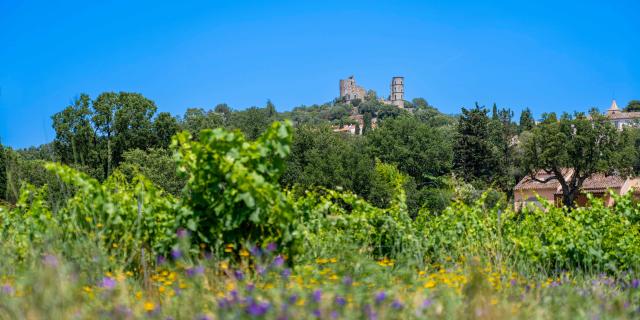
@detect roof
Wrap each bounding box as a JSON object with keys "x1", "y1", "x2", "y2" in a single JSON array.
[
  {"x1": 514, "y1": 170, "x2": 568, "y2": 190},
  {"x1": 607, "y1": 99, "x2": 620, "y2": 113},
  {"x1": 606, "y1": 112, "x2": 640, "y2": 120},
  {"x1": 579, "y1": 173, "x2": 626, "y2": 192},
  {"x1": 515, "y1": 169, "x2": 630, "y2": 193}
]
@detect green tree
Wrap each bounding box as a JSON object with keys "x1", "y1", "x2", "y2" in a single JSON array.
[
  {"x1": 227, "y1": 107, "x2": 273, "y2": 140},
  {"x1": 625, "y1": 100, "x2": 640, "y2": 112},
  {"x1": 519, "y1": 107, "x2": 535, "y2": 132},
  {"x1": 118, "y1": 148, "x2": 185, "y2": 195},
  {"x1": 92, "y1": 92, "x2": 119, "y2": 177},
  {"x1": 453, "y1": 104, "x2": 498, "y2": 185},
  {"x1": 51, "y1": 94, "x2": 97, "y2": 166},
  {"x1": 112, "y1": 92, "x2": 158, "y2": 164},
  {"x1": 489, "y1": 107, "x2": 518, "y2": 194},
  {"x1": 0, "y1": 141, "x2": 6, "y2": 201},
  {"x1": 281, "y1": 124, "x2": 374, "y2": 197},
  {"x1": 521, "y1": 111, "x2": 635, "y2": 208},
  {"x1": 153, "y1": 112, "x2": 180, "y2": 149},
  {"x1": 366, "y1": 116, "x2": 452, "y2": 187}
]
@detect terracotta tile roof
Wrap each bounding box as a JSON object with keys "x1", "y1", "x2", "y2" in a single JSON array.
[
  {"x1": 516, "y1": 170, "x2": 629, "y2": 193},
  {"x1": 514, "y1": 170, "x2": 567, "y2": 190},
  {"x1": 580, "y1": 173, "x2": 626, "y2": 191},
  {"x1": 606, "y1": 112, "x2": 640, "y2": 120}
]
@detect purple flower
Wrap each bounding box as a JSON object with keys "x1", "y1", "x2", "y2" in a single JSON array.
[
  {"x1": 186, "y1": 265, "x2": 205, "y2": 277},
  {"x1": 100, "y1": 276, "x2": 116, "y2": 290},
  {"x1": 256, "y1": 265, "x2": 266, "y2": 276},
  {"x1": 246, "y1": 283, "x2": 255, "y2": 292},
  {"x1": 312, "y1": 289, "x2": 322, "y2": 303},
  {"x1": 374, "y1": 291, "x2": 386, "y2": 304},
  {"x1": 335, "y1": 295, "x2": 346, "y2": 306},
  {"x1": 234, "y1": 270, "x2": 244, "y2": 281},
  {"x1": 273, "y1": 255, "x2": 285, "y2": 267},
  {"x1": 176, "y1": 228, "x2": 189, "y2": 239},
  {"x1": 330, "y1": 311, "x2": 338, "y2": 319},
  {"x1": 171, "y1": 248, "x2": 182, "y2": 260},
  {"x1": 251, "y1": 246, "x2": 262, "y2": 257},
  {"x1": 391, "y1": 300, "x2": 403, "y2": 310},
  {"x1": 313, "y1": 309, "x2": 321, "y2": 317},
  {"x1": 281, "y1": 268, "x2": 291, "y2": 279},
  {"x1": 43, "y1": 254, "x2": 58, "y2": 267},
  {"x1": 197, "y1": 316, "x2": 212, "y2": 320},
  {"x1": 2, "y1": 284, "x2": 13, "y2": 294},
  {"x1": 288, "y1": 294, "x2": 298, "y2": 304},
  {"x1": 632, "y1": 279, "x2": 640, "y2": 289},
  {"x1": 342, "y1": 276, "x2": 353, "y2": 286},
  {"x1": 364, "y1": 304, "x2": 377, "y2": 320},
  {"x1": 510, "y1": 279, "x2": 517, "y2": 287},
  {"x1": 266, "y1": 243, "x2": 277, "y2": 253},
  {"x1": 245, "y1": 301, "x2": 270, "y2": 317},
  {"x1": 156, "y1": 255, "x2": 166, "y2": 265},
  {"x1": 218, "y1": 298, "x2": 230, "y2": 309},
  {"x1": 422, "y1": 299, "x2": 433, "y2": 308}
]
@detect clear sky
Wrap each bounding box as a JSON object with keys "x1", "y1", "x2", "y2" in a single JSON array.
[{"x1": 1, "y1": 0, "x2": 639, "y2": 148}]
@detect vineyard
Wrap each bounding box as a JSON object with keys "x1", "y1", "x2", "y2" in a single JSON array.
[{"x1": 1, "y1": 121, "x2": 640, "y2": 319}]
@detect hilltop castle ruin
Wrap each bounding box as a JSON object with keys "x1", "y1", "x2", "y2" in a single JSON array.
[{"x1": 339, "y1": 75, "x2": 405, "y2": 109}]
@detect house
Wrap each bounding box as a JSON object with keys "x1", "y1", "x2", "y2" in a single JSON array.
[
  {"x1": 604, "y1": 99, "x2": 640, "y2": 130},
  {"x1": 514, "y1": 169, "x2": 640, "y2": 210}
]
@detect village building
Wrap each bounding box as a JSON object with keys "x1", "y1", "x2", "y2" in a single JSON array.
[
  {"x1": 514, "y1": 169, "x2": 640, "y2": 210},
  {"x1": 603, "y1": 99, "x2": 640, "y2": 130},
  {"x1": 338, "y1": 75, "x2": 405, "y2": 109},
  {"x1": 334, "y1": 76, "x2": 404, "y2": 135}
]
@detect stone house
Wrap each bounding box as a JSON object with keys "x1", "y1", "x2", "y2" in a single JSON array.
[{"x1": 514, "y1": 169, "x2": 640, "y2": 210}]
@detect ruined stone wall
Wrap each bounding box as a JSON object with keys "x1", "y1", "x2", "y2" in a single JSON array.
[{"x1": 339, "y1": 76, "x2": 366, "y2": 102}]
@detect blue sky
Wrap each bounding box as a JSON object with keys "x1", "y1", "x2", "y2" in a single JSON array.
[{"x1": 1, "y1": 0, "x2": 639, "y2": 148}]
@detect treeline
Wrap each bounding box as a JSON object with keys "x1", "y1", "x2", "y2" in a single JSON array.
[{"x1": 1, "y1": 92, "x2": 639, "y2": 212}]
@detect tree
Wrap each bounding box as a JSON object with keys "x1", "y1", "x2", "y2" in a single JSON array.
[
  {"x1": 118, "y1": 148, "x2": 185, "y2": 196},
  {"x1": 153, "y1": 112, "x2": 180, "y2": 149},
  {"x1": 519, "y1": 107, "x2": 535, "y2": 132},
  {"x1": 92, "y1": 92, "x2": 119, "y2": 177},
  {"x1": 366, "y1": 116, "x2": 452, "y2": 187},
  {"x1": 281, "y1": 124, "x2": 374, "y2": 197},
  {"x1": 362, "y1": 112, "x2": 373, "y2": 135},
  {"x1": 625, "y1": 100, "x2": 640, "y2": 112},
  {"x1": 51, "y1": 94, "x2": 96, "y2": 166},
  {"x1": 0, "y1": 141, "x2": 6, "y2": 201},
  {"x1": 521, "y1": 111, "x2": 635, "y2": 208},
  {"x1": 489, "y1": 107, "x2": 519, "y2": 194},
  {"x1": 112, "y1": 92, "x2": 158, "y2": 164},
  {"x1": 453, "y1": 104, "x2": 498, "y2": 184},
  {"x1": 228, "y1": 107, "x2": 274, "y2": 140}
]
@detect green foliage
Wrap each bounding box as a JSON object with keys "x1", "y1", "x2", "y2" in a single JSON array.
[
  {"x1": 624, "y1": 100, "x2": 640, "y2": 112},
  {"x1": 367, "y1": 115, "x2": 453, "y2": 186},
  {"x1": 453, "y1": 104, "x2": 499, "y2": 185},
  {"x1": 519, "y1": 107, "x2": 535, "y2": 132},
  {"x1": 172, "y1": 120, "x2": 300, "y2": 256},
  {"x1": 521, "y1": 111, "x2": 635, "y2": 207},
  {"x1": 118, "y1": 148, "x2": 185, "y2": 196},
  {"x1": 0, "y1": 142, "x2": 6, "y2": 201},
  {"x1": 506, "y1": 194, "x2": 640, "y2": 271},
  {"x1": 281, "y1": 124, "x2": 374, "y2": 198}
]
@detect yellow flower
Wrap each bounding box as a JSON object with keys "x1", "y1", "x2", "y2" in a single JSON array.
[
  {"x1": 126, "y1": 271, "x2": 134, "y2": 277},
  {"x1": 158, "y1": 286, "x2": 166, "y2": 294},
  {"x1": 144, "y1": 301, "x2": 155, "y2": 312},
  {"x1": 424, "y1": 280, "x2": 436, "y2": 289},
  {"x1": 135, "y1": 291, "x2": 143, "y2": 300},
  {"x1": 82, "y1": 286, "x2": 93, "y2": 293},
  {"x1": 239, "y1": 249, "x2": 250, "y2": 257},
  {"x1": 112, "y1": 243, "x2": 118, "y2": 248}
]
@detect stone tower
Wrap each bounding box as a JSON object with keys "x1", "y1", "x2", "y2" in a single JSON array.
[
  {"x1": 389, "y1": 76, "x2": 404, "y2": 108},
  {"x1": 339, "y1": 76, "x2": 366, "y2": 103}
]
